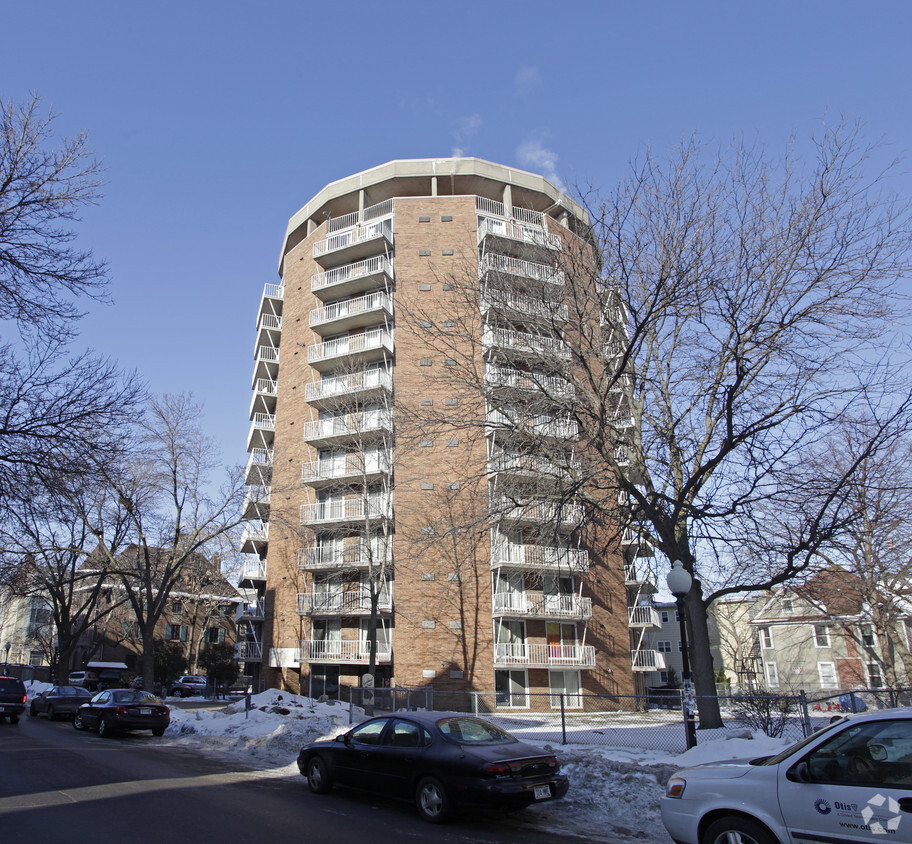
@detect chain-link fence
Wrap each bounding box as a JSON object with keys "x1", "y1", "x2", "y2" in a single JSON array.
[{"x1": 341, "y1": 684, "x2": 912, "y2": 754}]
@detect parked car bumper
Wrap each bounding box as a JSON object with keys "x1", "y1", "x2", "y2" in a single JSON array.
[{"x1": 452, "y1": 773, "x2": 570, "y2": 809}]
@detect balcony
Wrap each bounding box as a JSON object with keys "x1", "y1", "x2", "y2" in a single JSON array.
[
  {"x1": 491, "y1": 544, "x2": 589, "y2": 573},
  {"x1": 492, "y1": 498, "x2": 584, "y2": 529},
  {"x1": 296, "y1": 590, "x2": 392, "y2": 616},
  {"x1": 313, "y1": 219, "x2": 394, "y2": 268},
  {"x1": 304, "y1": 369, "x2": 392, "y2": 407},
  {"x1": 477, "y1": 218, "x2": 562, "y2": 254},
  {"x1": 492, "y1": 593, "x2": 592, "y2": 620},
  {"x1": 301, "y1": 411, "x2": 393, "y2": 446},
  {"x1": 257, "y1": 283, "x2": 284, "y2": 322},
  {"x1": 624, "y1": 562, "x2": 657, "y2": 591},
  {"x1": 244, "y1": 448, "x2": 273, "y2": 485},
  {"x1": 240, "y1": 524, "x2": 268, "y2": 555},
  {"x1": 493, "y1": 643, "x2": 596, "y2": 669},
  {"x1": 298, "y1": 639, "x2": 392, "y2": 664},
  {"x1": 238, "y1": 553, "x2": 267, "y2": 579},
  {"x1": 242, "y1": 486, "x2": 271, "y2": 520},
  {"x1": 249, "y1": 377, "x2": 277, "y2": 417},
  {"x1": 486, "y1": 410, "x2": 579, "y2": 442},
  {"x1": 299, "y1": 543, "x2": 392, "y2": 571},
  {"x1": 239, "y1": 599, "x2": 265, "y2": 620},
  {"x1": 631, "y1": 649, "x2": 666, "y2": 671},
  {"x1": 246, "y1": 412, "x2": 276, "y2": 450},
  {"x1": 485, "y1": 366, "x2": 575, "y2": 401},
  {"x1": 301, "y1": 452, "x2": 392, "y2": 487},
  {"x1": 310, "y1": 291, "x2": 393, "y2": 333},
  {"x1": 483, "y1": 327, "x2": 570, "y2": 362},
  {"x1": 253, "y1": 344, "x2": 280, "y2": 385},
  {"x1": 488, "y1": 450, "x2": 578, "y2": 483},
  {"x1": 312, "y1": 255, "x2": 394, "y2": 298},
  {"x1": 622, "y1": 527, "x2": 655, "y2": 558},
  {"x1": 479, "y1": 252, "x2": 564, "y2": 287},
  {"x1": 237, "y1": 641, "x2": 263, "y2": 662},
  {"x1": 300, "y1": 496, "x2": 392, "y2": 527},
  {"x1": 481, "y1": 288, "x2": 568, "y2": 324},
  {"x1": 628, "y1": 605, "x2": 662, "y2": 629},
  {"x1": 307, "y1": 328, "x2": 394, "y2": 371}
]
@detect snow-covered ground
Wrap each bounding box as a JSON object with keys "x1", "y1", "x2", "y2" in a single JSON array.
[{"x1": 25, "y1": 682, "x2": 792, "y2": 843}]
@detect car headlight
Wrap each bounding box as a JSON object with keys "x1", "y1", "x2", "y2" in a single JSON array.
[{"x1": 665, "y1": 776, "x2": 686, "y2": 798}]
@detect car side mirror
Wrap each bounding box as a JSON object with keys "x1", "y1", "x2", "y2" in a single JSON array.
[
  {"x1": 787, "y1": 761, "x2": 811, "y2": 783},
  {"x1": 336, "y1": 733, "x2": 348, "y2": 744}
]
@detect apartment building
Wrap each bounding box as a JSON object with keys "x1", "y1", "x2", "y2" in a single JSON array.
[{"x1": 239, "y1": 158, "x2": 636, "y2": 706}]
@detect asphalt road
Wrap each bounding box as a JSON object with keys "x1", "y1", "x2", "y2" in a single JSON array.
[{"x1": 0, "y1": 715, "x2": 592, "y2": 844}]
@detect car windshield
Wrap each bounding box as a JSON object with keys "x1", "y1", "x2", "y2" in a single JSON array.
[
  {"x1": 756, "y1": 717, "x2": 849, "y2": 766},
  {"x1": 0, "y1": 678, "x2": 25, "y2": 693},
  {"x1": 112, "y1": 690, "x2": 159, "y2": 704},
  {"x1": 437, "y1": 717, "x2": 517, "y2": 745}
]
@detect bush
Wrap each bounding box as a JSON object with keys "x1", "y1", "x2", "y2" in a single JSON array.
[{"x1": 731, "y1": 692, "x2": 797, "y2": 738}]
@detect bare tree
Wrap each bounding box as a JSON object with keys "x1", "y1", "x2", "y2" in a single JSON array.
[
  {"x1": 0, "y1": 93, "x2": 107, "y2": 337},
  {"x1": 413, "y1": 123, "x2": 912, "y2": 727},
  {"x1": 70, "y1": 394, "x2": 246, "y2": 689}
]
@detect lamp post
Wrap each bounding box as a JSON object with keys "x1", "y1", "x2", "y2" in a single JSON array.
[{"x1": 667, "y1": 561, "x2": 697, "y2": 749}]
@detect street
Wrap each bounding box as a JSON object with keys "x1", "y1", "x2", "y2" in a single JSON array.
[{"x1": 0, "y1": 716, "x2": 593, "y2": 843}]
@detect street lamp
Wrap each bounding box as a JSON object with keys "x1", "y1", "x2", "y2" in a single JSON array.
[{"x1": 666, "y1": 561, "x2": 697, "y2": 749}]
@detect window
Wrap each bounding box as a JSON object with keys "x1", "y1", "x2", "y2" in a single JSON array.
[
  {"x1": 764, "y1": 661, "x2": 779, "y2": 687},
  {"x1": 675, "y1": 610, "x2": 680, "y2": 622},
  {"x1": 495, "y1": 669, "x2": 528, "y2": 708},
  {"x1": 804, "y1": 718, "x2": 912, "y2": 787},
  {"x1": 549, "y1": 669, "x2": 582, "y2": 709},
  {"x1": 205, "y1": 627, "x2": 226, "y2": 644},
  {"x1": 867, "y1": 661, "x2": 885, "y2": 689},
  {"x1": 781, "y1": 597, "x2": 794, "y2": 613},
  {"x1": 28, "y1": 650, "x2": 43, "y2": 667},
  {"x1": 656, "y1": 640, "x2": 672, "y2": 653},
  {"x1": 170, "y1": 600, "x2": 183, "y2": 613},
  {"x1": 818, "y1": 662, "x2": 837, "y2": 689},
  {"x1": 350, "y1": 719, "x2": 389, "y2": 745},
  {"x1": 814, "y1": 625, "x2": 831, "y2": 647},
  {"x1": 164, "y1": 624, "x2": 188, "y2": 642},
  {"x1": 659, "y1": 671, "x2": 669, "y2": 684},
  {"x1": 660, "y1": 611, "x2": 669, "y2": 624},
  {"x1": 859, "y1": 624, "x2": 877, "y2": 649},
  {"x1": 759, "y1": 627, "x2": 773, "y2": 649},
  {"x1": 122, "y1": 621, "x2": 139, "y2": 640}
]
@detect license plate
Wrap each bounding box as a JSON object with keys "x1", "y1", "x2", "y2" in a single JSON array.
[
  {"x1": 534, "y1": 785, "x2": 551, "y2": 800},
  {"x1": 140, "y1": 708, "x2": 152, "y2": 715}
]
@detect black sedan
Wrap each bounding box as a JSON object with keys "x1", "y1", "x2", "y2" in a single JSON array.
[
  {"x1": 73, "y1": 688, "x2": 170, "y2": 737},
  {"x1": 29, "y1": 685, "x2": 93, "y2": 720},
  {"x1": 297, "y1": 711, "x2": 569, "y2": 823}
]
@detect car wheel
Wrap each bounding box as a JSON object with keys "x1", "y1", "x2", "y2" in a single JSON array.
[
  {"x1": 47, "y1": 706, "x2": 56, "y2": 721},
  {"x1": 152, "y1": 727, "x2": 165, "y2": 737},
  {"x1": 702, "y1": 816, "x2": 777, "y2": 844},
  {"x1": 98, "y1": 716, "x2": 113, "y2": 738},
  {"x1": 306, "y1": 756, "x2": 333, "y2": 794},
  {"x1": 415, "y1": 776, "x2": 451, "y2": 824},
  {"x1": 73, "y1": 712, "x2": 86, "y2": 731}
]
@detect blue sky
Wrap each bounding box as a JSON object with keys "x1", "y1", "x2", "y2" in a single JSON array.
[{"x1": 3, "y1": 1, "x2": 910, "y2": 465}]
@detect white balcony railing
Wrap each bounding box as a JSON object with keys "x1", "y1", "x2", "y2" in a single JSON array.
[
  {"x1": 239, "y1": 555, "x2": 267, "y2": 579},
  {"x1": 258, "y1": 313, "x2": 282, "y2": 331},
  {"x1": 628, "y1": 605, "x2": 662, "y2": 628},
  {"x1": 237, "y1": 641, "x2": 263, "y2": 661},
  {"x1": 252, "y1": 412, "x2": 276, "y2": 431},
  {"x1": 493, "y1": 643, "x2": 596, "y2": 668},
  {"x1": 479, "y1": 252, "x2": 564, "y2": 286},
  {"x1": 301, "y1": 452, "x2": 391, "y2": 483},
  {"x1": 240, "y1": 524, "x2": 268, "y2": 554},
  {"x1": 309, "y1": 291, "x2": 393, "y2": 328},
  {"x1": 254, "y1": 378, "x2": 277, "y2": 396},
  {"x1": 244, "y1": 449, "x2": 273, "y2": 483},
  {"x1": 492, "y1": 593, "x2": 592, "y2": 619},
  {"x1": 483, "y1": 327, "x2": 570, "y2": 360},
  {"x1": 298, "y1": 544, "x2": 392, "y2": 571},
  {"x1": 486, "y1": 410, "x2": 579, "y2": 441},
  {"x1": 312, "y1": 255, "x2": 394, "y2": 294},
  {"x1": 481, "y1": 288, "x2": 569, "y2": 323},
  {"x1": 491, "y1": 544, "x2": 589, "y2": 573},
  {"x1": 485, "y1": 366, "x2": 575, "y2": 400},
  {"x1": 301, "y1": 411, "x2": 392, "y2": 443},
  {"x1": 632, "y1": 649, "x2": 666, "y2": 671},
  {"x1": 477, "y1": 218, "x2": 562, "y2": 251},
  {"x1": 262, "y1": 283, "x2": 284, "y2": 300},
  {"x1": 493, "y1": 498, "x2": 584, "y2": 528},
  {"x1": 475, "y1": 197, "x2": 550, "y2": 229},
  {"x1": 488, "y1": 451, "x2": 578, "y2": 479},
  {"x1": 256, "y1": 345, "x2": 279, "y2": 363},
  {"x1": 297, "y1": 590, "x2": 392, "y2": 615},
  {"x1": 300, "y1": 496, "x2": 392, "y2": 526},
  {"x1": 307, "y1": 328, "x2": 393, "y2": 365},
  {"x1": 313, "y1": 219, "x2": 393, "y2": 260},
  {"x1": 299, "y1": 639, "x2": 392, "y2": 663},
  {"x1": 304, "y1": 369, "x2": 392, "y2": 403}
]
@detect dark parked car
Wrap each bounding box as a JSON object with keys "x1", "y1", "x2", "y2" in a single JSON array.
[
  {"x1": 0, "y1": 676, "x2": 27, "y2": 724},
  {"x1": 29, "y1": 685, "x2": 93, "y2": 720},
  {"x1": 73, "y1": 689, "x2": 170, "y2": 737},
  {"x1": 297, "y1": 711, "x2": 569, "y2": 823},
  {"x1": 169, "y1": 675, "x2": 208, "y2": 697}
]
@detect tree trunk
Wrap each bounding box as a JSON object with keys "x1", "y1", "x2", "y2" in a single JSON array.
[
  {"x1": 686, "y1": 581, "x2": 723, "y2": 729},
  {"x1": 141, "y1": 623, "x2": 156, "y2": 691}
]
